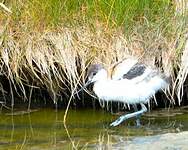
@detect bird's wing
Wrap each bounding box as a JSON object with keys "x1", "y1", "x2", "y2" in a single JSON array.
[
  {"x1": 123, "y1": 63, "x2": 146, "y2": 80},
  {"x1": 111, "y1": 58, "x2": 138, "y2": 80},
  {"x1": 113, "y1": 60, "x2": 155, "y2": 84},
  {"x1": 122, "y1": 63, "x2": 158, "y2": 84}
]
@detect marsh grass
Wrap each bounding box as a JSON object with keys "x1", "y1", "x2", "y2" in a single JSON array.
[{"x1": 0, "y1": 0, "x2": 187, "y2": 108}]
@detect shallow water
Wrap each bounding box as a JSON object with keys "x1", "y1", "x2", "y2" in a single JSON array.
[{"x1": 0, "y1": 105, "x2": 188, "y2": 149}]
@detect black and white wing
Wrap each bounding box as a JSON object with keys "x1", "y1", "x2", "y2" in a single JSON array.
[
  {"x1": 111, "y1": 58, "x2": 138, "y2": 80},
  {"x1": 123, "y1": 63, "x2": 146, "y2": 80}
]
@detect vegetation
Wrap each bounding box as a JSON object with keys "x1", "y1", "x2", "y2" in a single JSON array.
[
  {"x1": 2, "y1": 0, "x2": 173, "y2": 30},
  {"x1": 0, "y1": 0, "x2": 187, "y2": 108}
]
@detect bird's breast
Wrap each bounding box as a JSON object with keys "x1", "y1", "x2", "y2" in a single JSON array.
[{"x1": 92, "y1": 76, "x2": 168, "y2": 104}]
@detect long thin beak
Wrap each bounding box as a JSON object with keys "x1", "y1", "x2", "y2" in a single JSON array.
[{"x1": 73, "y1": 80, "x2": 92, "y2": 96}]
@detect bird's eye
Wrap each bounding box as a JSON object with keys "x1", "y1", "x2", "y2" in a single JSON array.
[{"x1": 93, "y1": 72, "x2": 97, "y2": 76}]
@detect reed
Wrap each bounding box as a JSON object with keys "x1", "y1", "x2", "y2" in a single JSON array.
[{"x1": 0, "y1": 0, "x2": 187, "y2": 107}]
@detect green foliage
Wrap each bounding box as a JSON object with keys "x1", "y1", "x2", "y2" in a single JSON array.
[{"x1": 2, "y1": 0, "x2": 174, "y2": 31}]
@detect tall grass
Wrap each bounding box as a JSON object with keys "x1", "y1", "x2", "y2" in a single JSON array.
[
  {"x1": 2, "y1": 0, "x2": 173, "y2": 30},
  {"x1": 0, "y1": 0, "x2": 187, "y2": 107}
]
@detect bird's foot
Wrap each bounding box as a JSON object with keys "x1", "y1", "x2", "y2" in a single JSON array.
[
  {"x1": 135, "y1": 118, "x2": 141, "y2": 127},
  {"x1": 110, "y1": 116, "x2": 142, "y2": 127},
  {"x1": 110, "y1": 103, "x2": 147, "y2": 127},
  {"x1": 110, "y1": 115, "x2": 127, "y2": 127}
]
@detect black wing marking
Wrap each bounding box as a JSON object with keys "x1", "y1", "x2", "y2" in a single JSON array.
[{"x1": 123, "y1": 63, "x2": 146, "y2": 80}]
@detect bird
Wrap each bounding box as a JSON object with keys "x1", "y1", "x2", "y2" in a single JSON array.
[{"x1": 76, "y1": 58, "x2": 169, "y2": 127}]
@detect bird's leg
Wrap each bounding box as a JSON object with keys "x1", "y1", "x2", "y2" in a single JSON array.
[
  {"x1": 110, "y1": 103, "x2": 147, "y2": 127},
  {"x1": 133, "y1": 104, "x2": 141, "y2": 127}
]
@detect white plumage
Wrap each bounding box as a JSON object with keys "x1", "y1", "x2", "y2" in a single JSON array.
[{"x1": 93, "y1": 74, "x2": 167, "y2": 104}]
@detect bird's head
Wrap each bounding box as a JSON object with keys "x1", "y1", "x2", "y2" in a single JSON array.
[
  {"x1": 86, "y1": 64, "x2": 107, "y2": 84},
  {"x1": 74, "y1": 64, "x2": 107, "y2": 96}
]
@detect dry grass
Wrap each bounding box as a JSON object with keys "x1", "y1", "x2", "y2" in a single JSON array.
[{"x1": 0, "y1": 24, "x2": 185, "y2": 105}]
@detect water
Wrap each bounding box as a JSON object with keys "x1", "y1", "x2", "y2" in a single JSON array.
[{"x1": 0, "y1": 105, "x2": 188, "y2": 149}]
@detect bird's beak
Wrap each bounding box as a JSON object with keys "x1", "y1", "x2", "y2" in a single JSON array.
[{"x1": 73, "y1": 80, "x2": 92, "y2": 96}]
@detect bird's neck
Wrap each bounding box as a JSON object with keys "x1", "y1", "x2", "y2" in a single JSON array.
[{"x1": 107, "y1": 67, "x2": 114, "y2": 80}]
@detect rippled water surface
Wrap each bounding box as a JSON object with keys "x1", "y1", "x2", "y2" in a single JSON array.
[{"x1": 0, "y1": 105, "x2": 188, "y2": 149}]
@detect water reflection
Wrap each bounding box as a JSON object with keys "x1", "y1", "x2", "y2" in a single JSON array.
[{"x1": 0, "y1": 107, "x2": 188, "y2": 149}]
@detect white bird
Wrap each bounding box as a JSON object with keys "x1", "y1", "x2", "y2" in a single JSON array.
[{"x1": 77, "y1": 58, "x2": 169, "y2": 126}]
